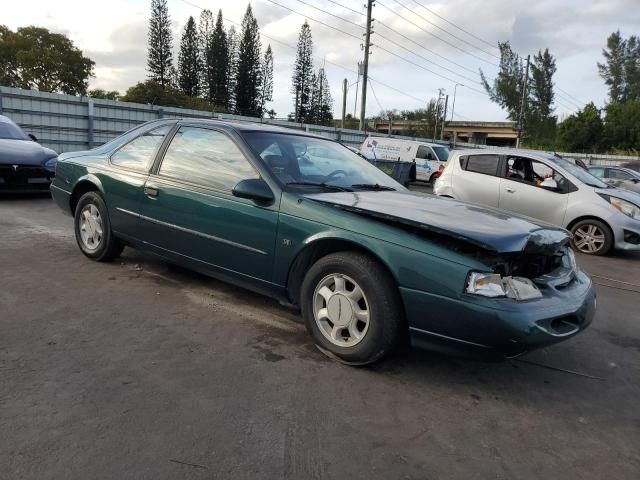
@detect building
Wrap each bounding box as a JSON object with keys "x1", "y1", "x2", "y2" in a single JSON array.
[{"x1": 370, "y1": 120, "x2": 519, "y2": 147}]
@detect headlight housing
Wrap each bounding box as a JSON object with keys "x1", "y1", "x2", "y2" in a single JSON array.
[
  {"x1": 466, "y1": 272, "x2": 543, "y2": 301},
  {"x1": 600, "y1": 194, "x2": 640, "y2": 220},
  {"x1": 44, "y1": 157, "x2": 57, "y2": 172}
]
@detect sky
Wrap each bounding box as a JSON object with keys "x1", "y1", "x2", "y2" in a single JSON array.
[{"x1": 3, "y1": 0, "x2": 639, "y2": 121}]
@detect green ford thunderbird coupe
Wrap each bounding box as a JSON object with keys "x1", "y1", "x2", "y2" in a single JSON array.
[{"x1": 51, "y1": 119, "x2": 595, "y2": 364}]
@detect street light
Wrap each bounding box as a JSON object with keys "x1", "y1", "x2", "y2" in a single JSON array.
[{"x1": 450, "y1": 83, "x2": 464, "y2": 122}]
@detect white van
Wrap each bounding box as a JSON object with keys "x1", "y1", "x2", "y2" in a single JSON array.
[{"x1": 359, "y1": 137, "x2": 450, "y2": 183}]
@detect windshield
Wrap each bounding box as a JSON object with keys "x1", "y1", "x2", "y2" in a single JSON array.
[
  {"x1": 0, "y1": 119, "x2": 29, "y2": 140},
  {"x1": 549, "y1": 156, "x2": 609, "y2": 188},
  {"x1": 242, "y1": 131, "x2": 404, "y2": 191},
  {"x1": 433, "y1": 146, "x2": 450, "y2": 161}
]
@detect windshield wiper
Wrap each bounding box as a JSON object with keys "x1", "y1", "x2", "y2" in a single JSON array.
[
  {"x1": 285, "y1": 181, "x2": 352, "y2": 192},
  {"x1": 351, "y1": 183, "x2": 396, "y2": 191}
]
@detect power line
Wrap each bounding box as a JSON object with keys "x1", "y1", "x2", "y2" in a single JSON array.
[
  {"x1": 407, "y1": 0, "x2": 499, "y2": 50},
  {"x1": 555, "y1": 86, "x2": 586, "y2": 108},
  {"x1": 324, "y1": 0, "x2": 364, "y2": 17},
  {"x1": 368, "y1": 80, "x2": 386, "y2": 113},
  {"x1": 177, "y1": 0, "x2": 428, "y2": 107},
  {"x1": 377, "y1": 0, "x2": 499, "y2": 67},
  {"x1": 376, "y1": 20, "x2": 479, "y2": 76},
  {"x1": 393, "y1": 0, "x2": 500, "y2": 59},
  {"x1": 292, "y1": 0, "x2": 363, "y2": 30}
]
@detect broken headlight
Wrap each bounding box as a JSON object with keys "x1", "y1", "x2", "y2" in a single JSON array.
[{"x1": 466, "y1": 272, "x2": 543, "y2": 301}]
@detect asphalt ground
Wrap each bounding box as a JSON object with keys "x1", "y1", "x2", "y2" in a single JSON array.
[{"x1": 1, "y1": 193, "x2": 639, "y2": 480}]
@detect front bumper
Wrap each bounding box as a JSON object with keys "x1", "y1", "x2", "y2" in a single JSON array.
[
  {"x1": 0, "y1": 164, "x2": 54, "y2": 193},
  {"x1": 611, "y1": 215, "x2": 640, "y2": 250},
  {"x1": 402, "y1": 269, "x2": 595, "y2": 359}
]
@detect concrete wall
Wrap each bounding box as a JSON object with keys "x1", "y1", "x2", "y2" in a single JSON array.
[{"x1": 1, "y1": 85, "x2": 638, "y2": 167}]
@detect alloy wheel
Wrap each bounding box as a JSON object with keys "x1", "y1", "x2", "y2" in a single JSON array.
[
  {"x1": 79, "y1": 204, "x2": 103, "y2": 251},
  {"x1": 313, "y1": 274, "x2": 370, "y2": 347},
  {"x1": 573, "y1": 224, "x2": 606, "y2": 254}
]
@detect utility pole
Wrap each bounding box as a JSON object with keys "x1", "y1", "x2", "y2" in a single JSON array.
[
  {"x1": 516, "y1": 54, "x2": 530, "y2": 148},
  {"x1": 450, "y1": 83, "x2": 462, "y2": 121},
  {"x1": 359, "y1": 0, "x2": 374, "y2": 131},
  {"x1": 440, "y1": 94, "x2": 449, "y2": 140},
  {"x1": 341, "y1": 78, "x2": 348, "y2": 128},
  {"x1": 433, "y1": 88, "x2": 444, "y2": 140}
]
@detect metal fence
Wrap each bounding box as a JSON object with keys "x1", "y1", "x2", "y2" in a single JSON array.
[{"x1": 1, "y1": 85, "x2": 639, "y2": 166}]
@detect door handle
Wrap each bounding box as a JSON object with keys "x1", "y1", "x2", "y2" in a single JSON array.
[
  {"x1": 506, "y1": 187, "x2": 516, "y2": 193},
  {"x1": 144, "y1": 185, "x2": 159, "y2": 198}
]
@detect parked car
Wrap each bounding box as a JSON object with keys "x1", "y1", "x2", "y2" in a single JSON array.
[
  {"x1": 620, "y1": 160, "x2": 640, "y2": 173},
  {"x1": 359, "y1": 137, "x2": 449, "y2": 184},
  {"x1": 51, "y1": 120, "x2": 594, "y2": 364},
  {"x1": 0, "y1": 114, "x2": 57, "y2": 192},
  {"x1": 589, "y1": 166, "x2": 640, "y2": 194},
  {"x1": 435, "y1": 149, "x2": 640, "y2": 255}
]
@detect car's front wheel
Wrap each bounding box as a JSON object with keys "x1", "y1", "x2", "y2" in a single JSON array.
[
  {"x1": 300, "y1": 251, "x2": 403, "y2": 365},
  {"x1": 570, "y1": 219, "x2": 613, "y2": 256},
  {"x1": 74, "y1": 191, "x2": 124, "y2": 261}
]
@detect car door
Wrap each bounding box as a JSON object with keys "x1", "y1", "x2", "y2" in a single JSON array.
[
  {"x1": 414, "y1": 145, "x2": 435, "y2": 181},
  {"x1": 139, "y1": 125, "x2": 279, "y2": 283},
  {"x1": 104, "y1": 123, "x2": 173, "y2": 241},
  {"x1": 499, "y1": 156, "x2": 569, "y2": 226},
  {"x1": 453, "y1": 153, "x2": 502, "y2": 208}
]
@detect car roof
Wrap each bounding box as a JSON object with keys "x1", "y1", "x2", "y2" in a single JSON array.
[
  {"x1": 364, "y1": 136, "x2": 444, "y2": 147},
  {"x1": 453, "y1": 148, "x2": 557, "y2": 161},
  {"x1": 173, "y1": 117, "x2": 330, "y2": 140}
]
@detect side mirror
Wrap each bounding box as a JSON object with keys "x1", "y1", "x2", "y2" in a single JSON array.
[
  {"x1": 632, "y1": 178, "x2": 639, "y2": 184},
  {"x1": 28, "y1": 133, "x2": 38, "y2": 142},
  {"x1": 232, "y1": 178, "x2": 274, "y2": 204},
  {"x1": 540, "y1": 178, "x2": 558, "y2": 190}
]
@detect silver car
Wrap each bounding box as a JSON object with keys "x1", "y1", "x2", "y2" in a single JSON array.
[
  {"x1": 588, "y1": 166, "x2": 640, "y2": 194},
  {"x1": 434, "y1": 149, "x2": 640, "y2": 255}
]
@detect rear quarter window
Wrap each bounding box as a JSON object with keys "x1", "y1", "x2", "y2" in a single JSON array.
[{"x1": 464, "y1": 155, "x2": 500, "y2": 176}]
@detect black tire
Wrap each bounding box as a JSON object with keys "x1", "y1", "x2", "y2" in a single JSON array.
[
  {"x1": 570, "y1": 219, "x2": 613, "y2": 256},
  {"x1": 74, "y1": 191, "x2": 124, "y2": 262},
  {"x1": 300, "y1": 251, "x2": 403, "y2": 365},
  {"x1": 429, "y1": 173, "x2": 438, "y2": 185}
]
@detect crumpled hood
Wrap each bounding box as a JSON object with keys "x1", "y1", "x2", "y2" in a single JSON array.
[
  {"x1": 305, "y1": 190, "x2": 569, "y2": 253},
  {"x1": 0, "y1": 138, "x2": 57, "y2": 166}
]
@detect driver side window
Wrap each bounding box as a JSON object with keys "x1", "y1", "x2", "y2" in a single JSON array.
[
  {"x1": 506, "y1": 157, "x2": 569, "y2": 192},
  {"x1": 416, "y1": 146, "x2": 434, "y2": 160}
]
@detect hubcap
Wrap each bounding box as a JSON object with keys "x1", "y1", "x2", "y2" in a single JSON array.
[
  {"x1": 79, "y1": 204, "x2": 103, "y2": 251},
  {"x1": 313, "y1": 274, "x2": 370, "y2": 347},
  {"x1": 573, "y1": 224, "x2": 605, "y2": 254}
]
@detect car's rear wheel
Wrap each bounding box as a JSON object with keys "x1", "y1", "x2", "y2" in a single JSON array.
[
  {"x1": 74, "y1": 191, "x2": 124, "y2": 261},
  {"x1": 300, "y1": 251, "x2": 403, "y2": 365},
  {"x1": 570, "y1": 219, "x2": 613, "y2": 256},
  {"x1": 429, "y1": 172, "x2": 438, "y2": 185}
]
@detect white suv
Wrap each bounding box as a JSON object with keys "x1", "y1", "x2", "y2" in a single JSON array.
[{"x1": 434, "y1": 149, "x2": 640, "y2": 255}]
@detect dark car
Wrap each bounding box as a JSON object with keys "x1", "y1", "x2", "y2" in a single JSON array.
[
  {"x1": 0, "y1": 115, "x2": 57, "y2": 192},
  {"x1": 50, "y1": 119, "x2": 595, "y2": 364}
]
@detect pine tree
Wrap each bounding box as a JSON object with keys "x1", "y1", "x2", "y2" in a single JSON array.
[
  {"x1": 598, "y1": 31, "x2": 640, "y2": 103},
  {"x1": 316, "y1": 67, "x2": 333, "y2": 125},
  {"x1": 227, "y1": 26, "x2": 239, "y2": 112},
  {"x1": 211, "y1": 10, "x2": 230, "y2": 109},
  {"x1": 260, "y1": 44, "x2": 274, "y2": 116},
  {"x1": 198, "y1": 9, "x2": 215, "y2": 101},
  {"x1": 147, "y1": 0, "x2": 174, "y2": 88},
  {"x1": 528, "y1": 49, "x2": 557, "y2": 143},
  {"x1": 235, "y1": 5, "x2": 262, "y2": 116},
  {"x1": 178, "y1": 16, "x2": 201, "y2": 97},
  {"x1": 292, "y1": 21, "x2": 314, "y2": 122}
]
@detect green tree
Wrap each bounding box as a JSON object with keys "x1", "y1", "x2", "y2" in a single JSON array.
[
  {"x1": 88, "y1": 89, "x2": 120, "y2": 100},
  {"x1": 0, "y1": 25, "x2": 94, "y2": 95},
  {"x1": 603, "y1": 101, "x2": 640, "y2": 152},
  {"x1": 310, "y1": 67, "x2": 333, "y2": 125},
  {"x1": 291, "y1": 21, "x2": 314, "y2": 122},
  {"x1": 399, "y1": 101, "x2": 442, "y2": 138},
  {"x1": 121, "y1": 79, "x2": 216, "y2": 111},
  {"x1": 556, "y1": 103, "x2": 603, "y2": 152},
  {"x1": 226, "y1": 26, "x2": 239, "y2": 112},
  {"x1": 147, "y1": 0, "x2": 174, "y2": 88},
  {"x1": 260, "y1": 44, "x2": 274, "y2": 116},
  {"x1": 198, "y1": 9, "x2": 215, "y2": 101},
  {"x1": 178, "y1": 16, "x2": 201, "y2": 97},
  {"x1": 211, "y1": 10, "x2": 230, "y2": 109},
  {"x1": 527, "y1": 48, "x2": 557, "y2": 146},
  {"x1": 598, "y1": 31, "x2": 628, "y2": 103},
  {"x1": 235, "y1": 5, "x2": 262, "y2": 116},
  {"x1": 480, "y1": 41, "x2": 523, "y2": 120}
]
